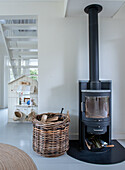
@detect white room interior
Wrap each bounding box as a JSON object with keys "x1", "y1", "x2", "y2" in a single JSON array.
[{"x1": 0, "y1": 0, "x2": 125, "y2": 169}]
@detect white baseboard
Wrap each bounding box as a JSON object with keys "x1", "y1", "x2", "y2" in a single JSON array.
[
  {"x1": 112, "y1": 133, "x2": 125, "y2": 139},
  {"x1": 8, "y1": 118, "x2": 32, "y2": 124},
  {"x1": 69, "y1": 133, "x2": 78, "y2": 140},
  {"x1": 0, "y1": 106, "x2": 8, "y2": 109}
]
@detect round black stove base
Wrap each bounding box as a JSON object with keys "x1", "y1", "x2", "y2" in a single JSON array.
[{"x1": 67, "y1": 140, "x2": 125, "y2": 164}]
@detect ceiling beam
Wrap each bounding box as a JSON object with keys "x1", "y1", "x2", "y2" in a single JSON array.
[
  {"x1": 12, "y1": 51, "x2": 38, "y2": 55},
  {"x1": 11, "y1": 56, "x2": 38, "y2": 60},
  {"x1": 9, "y1": 66, "x2": 38, "y2": 68},
  {"x1": 112, "y1": 2, "x2": 125, "y2": 18},
  {"x1": 63, "y1": 0, "x2": 69, "y2": 17},
  {"x1": 2, "y1": 24, "x2": 37, "y2": 30}
]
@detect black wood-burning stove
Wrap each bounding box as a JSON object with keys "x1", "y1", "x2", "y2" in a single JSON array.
[
  {"x1": 79, "y1": 81, "x2": 112, "y2": 150},
  {"x1": 79, "y1": 4, "x2": 112, "y2": 150},
  {"x1": 67, "y1": 4, "x2": 125, "y2": 164}
]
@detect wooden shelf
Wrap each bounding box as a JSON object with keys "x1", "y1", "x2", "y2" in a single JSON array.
[{"x1": 16, "y1": 105, "x2": 38, "y2": 107}]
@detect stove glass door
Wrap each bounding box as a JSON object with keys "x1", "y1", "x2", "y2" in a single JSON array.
[{"x1": 85, "y1": 96, "x2": 109, "y2": 118}]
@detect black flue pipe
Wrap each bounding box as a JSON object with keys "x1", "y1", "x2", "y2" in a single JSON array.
[{"x1": 84, "y1": 4, "x2": 102, "y2": 90}]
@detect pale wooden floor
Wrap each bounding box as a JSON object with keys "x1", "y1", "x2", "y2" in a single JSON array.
[{"x1": 0, "y1": 109, "x2": 125, "y2": 170}]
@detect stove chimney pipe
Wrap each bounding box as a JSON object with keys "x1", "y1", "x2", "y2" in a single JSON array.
[{"x1": 84, "y1": 4, "x2": 102, "y2": 90}]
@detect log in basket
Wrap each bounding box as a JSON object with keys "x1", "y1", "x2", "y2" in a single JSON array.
[{"x1": 32, "y1": 111, "x2": 70, "y2": 157}]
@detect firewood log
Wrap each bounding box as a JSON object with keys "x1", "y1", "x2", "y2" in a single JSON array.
[
  {"x1": 105, "y1": 145, "x2": 114, "y2": 148},
  {"x1": 47, "y1": 116, "x2": 59, "y2": 122},
  {"x1": 41, "y1": 115, "x2": 48, "y2": 123},
  {"x1": 85, "y1": 140, "x2": 91, "y2": 150}
]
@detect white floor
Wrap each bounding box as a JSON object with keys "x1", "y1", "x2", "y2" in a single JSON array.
[{"x1": 0, "y1": 109, "x2": 125, "y2": 170}]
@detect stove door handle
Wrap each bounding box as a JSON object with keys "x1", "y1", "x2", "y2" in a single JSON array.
[
  {"x1": 93, "y1": 129, "x2": 103, "y2": 132},
  {"x1": 81, "y1": 102, "x2": 83, "y2": 112}
]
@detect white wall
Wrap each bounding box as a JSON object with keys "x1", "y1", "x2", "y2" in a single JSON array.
[
  {"x1": 0, "y1": 2, "x2": 124, "y2": 138},
  {"x1": 0, "y1": 35, "x2": 8, "y2": 108},
  {"x1": 100, "y1": 17, "x2": 125, "y2": 139},
  {"x1": 39, "y1": 17, "x2": 87, "y2": 138},
  {"x1": 0, "y1": 42, "x2": 4, "y2": 108}
]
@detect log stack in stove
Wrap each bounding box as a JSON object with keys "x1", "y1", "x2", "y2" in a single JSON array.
[{"x1": 79, "y1": 4, "x2": 112, "y2": 151}]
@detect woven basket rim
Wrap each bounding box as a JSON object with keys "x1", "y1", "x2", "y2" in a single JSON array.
[{"x1": 32, "y1": 112, "x2": 70, "y2": 126}]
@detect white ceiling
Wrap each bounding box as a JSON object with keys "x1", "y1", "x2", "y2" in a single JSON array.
[
  {"x1": 0, "y1": 0, "x2": 124, "y2": 18},
  {"x1": 66, "y1": 0, "x2": 125, "y2": 17}
]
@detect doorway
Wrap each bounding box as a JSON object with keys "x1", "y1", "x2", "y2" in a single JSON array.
[{"x1": 0, "y1": 15, "x2": 38, "y2": 122}]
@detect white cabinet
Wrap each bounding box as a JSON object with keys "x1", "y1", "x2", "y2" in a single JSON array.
[{"x1": 8, "y1": 75, "x2": 38, "y2": 122}]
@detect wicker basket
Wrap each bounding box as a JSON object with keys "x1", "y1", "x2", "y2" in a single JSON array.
[{"x1": 32, "y1": 112, "x2": 70, "y2": 157}]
